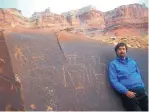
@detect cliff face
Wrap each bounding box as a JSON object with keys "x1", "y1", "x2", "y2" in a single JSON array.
[
  {"x1": 104, "y1": 4, "x2": 148, "y2": 31},
  {"x1": 0, "y1": 4, "x2": 148, "y2": 36},
  {"x1": 37, "y1": 14, "x2": 68, "y2": 27},
  {"x1": 62, "y1": 5, "x2": 97, "y2": 27},
  {"x1": 79, "y1": 10, "x2": 105, "y2": 29},
  {"x1": 66, "y1": 15, "x2": 80, "y2": 26},
  {"x1": 0, "y1": 8, "x2": 32, "y2": 29},
  {"x1": 62, "y1": 4, "x2": 148, "y2": 32},
  {"x1": 31, "y1": 8, "x2": 69, "y2": 28}
]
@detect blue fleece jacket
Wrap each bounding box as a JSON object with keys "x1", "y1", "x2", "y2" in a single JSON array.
[{"x1": 108, "y1": 56, "x2": 144, "y2": 94}]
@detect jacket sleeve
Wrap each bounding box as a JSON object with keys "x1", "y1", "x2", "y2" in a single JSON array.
[
  {"x1": 135, "y1": 62, "x2": 145, "y2": 87},
  {"x1": 108, "y1": 62, "x2": 128, "y2": 94}
]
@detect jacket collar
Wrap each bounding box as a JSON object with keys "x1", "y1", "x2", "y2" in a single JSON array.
[{"x1": 116, "y1": 56, "x2": 129, "y2": 64}]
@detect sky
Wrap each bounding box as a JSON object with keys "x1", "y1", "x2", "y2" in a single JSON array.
[{"x1": 0, "y1": 0, "x2": 147, "y2": 17}]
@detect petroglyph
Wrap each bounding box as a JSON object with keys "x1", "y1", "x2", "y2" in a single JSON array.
[
  {"x1": 45, "y1": 99, "x2": 58, "y2": 111},
  {"x1": 75, "y1": 82, "x2": 84, "y2": 90},
  {"x1": 67, "y1": 71, "x2": 85, "y2": 89},
  {"x1": 62, "y1": 66, "x2": 67, "y2": 87},
  {"x1": 0, "y1": 58, "x2": 5, "y2": 63},
  {"x1": 64, "y1": 64, "x2": 88, "y2": 88},
  {"x1": 28, "y1": 66, "x2": 55, "y2": 83},
  {"x1": 92, "y1": 63, "x2": 106, "y2": 75},
  {"x1": 30, "y1": 104, "x2": 36, "y2": 110},
  {"x1": 92, "y1": 56, "x2": 101, "y2": 65},
  {"x1": 14, "y1": 46, "x2": 27, "y2": 62},
  {"x1": 27, "y1": 66, "x2": 55, "y2": 94},
  {"x1": 59, "y1": 54, "x2": 107, "y2": 93},
  {"x1": 42, "y1": 88, "x2": 58, "y2": 110},
  {"x1": 14, "y1": 74, "x2": 21, "y2": 83},
  {"x1": 25, "y1": 46, "x2": 32, "y2": 53},
  {"x1": 65, "y1": 54, "x2": 77, "y2": 64},
  {"x1": 94, "y1": 74, "x2": 105, "y2": 85},
  {"x1": 75, "y1": 88, "x2": 88, "y2": 105},
  {"x1": 63, "y1": 64, "x2": 89, "y2": 105},
  {"x1": 46, "y1": 105, "x2": 53, "y2": 111},
  {"x1": 94, "y1": 74, "x2": 106, "y2": 95},
  {"x1": 27, "y1": 66, "x2": 58, "y2": 107},
  {"x1": 26, "y1": 53, "x2": 107, "y2": 95},
  {"x1": 32, "y1": 55, "x2": 45, "y2": 61},
  {"x1": 81, "y1": 64, "x2": 91, "y2": 87},
  {"x1": 23, "y1": 53, "x2": 108, "y2": 110}
]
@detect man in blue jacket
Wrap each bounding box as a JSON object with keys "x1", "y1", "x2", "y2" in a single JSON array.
[{"x1": 108, "y1": 42, "x2": 148, "y2": 111}]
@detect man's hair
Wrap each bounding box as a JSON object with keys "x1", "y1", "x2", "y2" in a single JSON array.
[
  {"x1": 115, "y1": 42, "x2": 128, "y2": 53},
  {"x1": 0, "y1": 59, "x2": 5, "y2": 67}
]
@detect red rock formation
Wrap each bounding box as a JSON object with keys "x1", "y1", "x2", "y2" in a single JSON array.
[
  {"x1": 63, "y1": 5, "x2": 97, "y2": 27},
  {"x1": 37, "y1": 14, "x2": 69, "y2": 28},
  {"x1": 0, "y1": 4, "x2": 148, "y2": 37},
  {"x1": 0, "y1": 8, "x2": 34, "y2": 29},
  {"x1": 104, "y1": 4, "x2": 148, "y2": 34},
  {"x1": 66, "y1": 15, "x2": 80, "y2": 26},
  {"x1": 0, "y1": 9, "x2": 8, "y2": 28},
  {"x1": 79, "y1": 10, "x2": 105, "y2": 29},
  {"x1": 31, "y1": 8, "x2": 69, "y2": 29}
]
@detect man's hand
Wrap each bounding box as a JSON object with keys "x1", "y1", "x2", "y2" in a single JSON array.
[{"x1": 125, "y1": 91, "x2": 136, "y2": 98}]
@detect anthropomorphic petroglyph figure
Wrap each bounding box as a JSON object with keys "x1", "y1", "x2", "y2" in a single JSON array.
[
  {"x1": 92, "y1": 56, "x2": 100, "y2": 65},
  {"x1": 64, "y1": 64, "x2": 88, "y2": 89},
  {"x1": 14, "y1": 46, "x2": 27, "y2": 62},
  {"x1": 65, "y1": 54, "x2": 77, "y2": 64}
]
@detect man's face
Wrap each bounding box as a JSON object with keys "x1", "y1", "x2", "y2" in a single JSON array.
[{"x1": 116, "y1": 46, "x2": 127, "y2": 58}]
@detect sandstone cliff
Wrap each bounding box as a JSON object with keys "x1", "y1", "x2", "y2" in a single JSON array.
[
  {"x1": 31, "y1": 8, "x2": 69, "y2": 29},
  {"x1": 104, "y1": 4, "x2": 148, "y2": 36},
  {"x1": 79, "y1": 10, "x2": 105, "y2": 29},
  {"x1": 0, "y1": 8, "x2": 35, "y2": 29},
  {"x1": 0, "y1": 4, "x2": 148, "y2": 37}
]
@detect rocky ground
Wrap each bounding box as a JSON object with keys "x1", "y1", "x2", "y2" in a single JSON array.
[
  {"x1": 59, "y1": 28, "x2": 148, "y2": 49},
  {"x1": 87, "y1": 35, "x2": 148, "y2": 49}
]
